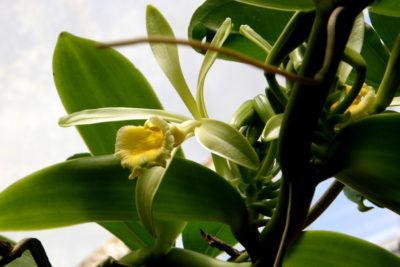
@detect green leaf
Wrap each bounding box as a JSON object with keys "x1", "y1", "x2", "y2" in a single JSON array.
[
  {"x1": 53, "y1": 32, "x2": 162, "y2": 155},
  {"x1": 195, "y1": 119, "x2": 260, "y2": 170},
  {"x1": 189, "y1": 0, "x2": 293, "y2": 61},
  {"x1": 0, "y1": 156, "x2": 247, "y2": 239},
  {"x1": 234, "y1": 0, "x2": 314, "y2": 11},
  {"x1": 182, "y1": 222, "x2": 237, "y2": 257},
  {"x1": 348, "y1": 24, "x2": 389, "y2": 88},
  {"x1": 261, "y1": 114, "x2": 284, "y2": 142},
  {"x1": 99, "y1": 221, "x2": 155, "y2": 250},
  {"x1": 369, "y1": 12, "x2": 400, "y2": 51},
  {"x1": 146, "y1": 5, "x2": 200, "y2": 119},
  {"x1": 369, "y1": 0, "x2": 400, "y2": 17},
  {"x1": 59, "y1": 107, "x2": 190, "y2": 127},
  {"x1": 319, "y1": 113, "x2": 400, "y2": 214},
  {"x1": 0, "y1": 155, "x2": 136, "y2": 230},
  {"x1": 337, "y1": 14, "x2": 365, "y2": 83},
  {"x1": 197, "y1": 18, "x2": 232, "y2": 118},
  {"x1": 53, "y1": 32, "x2": 161, "y2": 247},
  {"x1": 283, "y1": 231, "x2": 400, "y2": 266},
  {"x1": 154, "y1": 157, "x2": 248, "y2": 238}
]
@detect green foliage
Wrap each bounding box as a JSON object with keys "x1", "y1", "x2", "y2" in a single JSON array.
[{"x1": 1, "y1": 0, "x2": 400, "y2": 266}]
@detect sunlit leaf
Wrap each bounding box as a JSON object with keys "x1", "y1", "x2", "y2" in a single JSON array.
[
  {"x1": 189, "y1": 0, "x2": 293, "y2": 61},
  {"x1": 146, "y1": 5, "x2": 200, "y2": 119},
  {"x1": 59, "y1": 107, "x2": 190, "y2": 127},
  {"x1": 53, "y1": 32, "x2": 162, "y2": 155},
  {"x1": 283, "y1": 231, "x2": 400, "y2": 266},
  {"x1": 197, "y1": 18, "x2": 232, "y2": 118},
  {"x1": 0, "y1": 156, "x2": 247, "y2": 239},
  {"x1": 261, "y1": 114, "x2": 284, "y2": 142},
  {"x1": 319, "y1": 113, "x2": 400, "y2": 214},
  {"x1": 195, "y1": 119, "x2": 260, "y2": 170}
]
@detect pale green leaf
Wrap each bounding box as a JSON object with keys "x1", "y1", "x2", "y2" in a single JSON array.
[
  {"x1": 146, "y1": 5, "x2": 200, "y2": 119},
  {"x1": 338, "y1": 14, "x2": 365, "y2": 83},
  {"x1": 283, "y1": 231, "x2": 400, "y2": 266},
  {"x1": 197, "y1": 18, "x2": 232, "y2": 118},
  {"x1": 59, "y1": 107, "x2": 190, "y2": 127},
  {"x1": 195, "y1": 119, "x2": 260, "y2": 169},
  {"x1": 261, "y1": 114, "x2": 284, "y2": 142},
  {"x1": 53, "y1": 32, "x2": 162, "y2": 155}
]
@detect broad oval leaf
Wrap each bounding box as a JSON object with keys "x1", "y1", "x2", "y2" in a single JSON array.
[
  {"x1": 318, "y1": 113, "x2": 400, "y2": 214},
  {"x1": 369, "y1": 0, "x2": 400, "y2": 17},
  {"x1": 283, "y1": 231, "x2": 400, "y2": 266},
  {"x1": 0, "y1": 155, "x2": 136, "y2": 230},
  {"x1": 195, "y1": 119, "x2": 260, "y2": 170},
  {"x1": 0, "y1": 156, "x2": 247, "y2": 240},
  {"x1": 189, "y1": 0, "x2": 293, "y2": 61},
  {"x1": 53, "y1": 32, "x2": 162, "y2": 155},
  {"x1": 369, "y1": 12, "x2": 400, "y2": 51}
]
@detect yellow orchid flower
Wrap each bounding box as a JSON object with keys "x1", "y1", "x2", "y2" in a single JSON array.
[
  {"x1": 115, "y1": 117, "x2": 199, "y2": 179},
  {"x1": 346, "y1": 84, "x2": 376, "y2": 120}
]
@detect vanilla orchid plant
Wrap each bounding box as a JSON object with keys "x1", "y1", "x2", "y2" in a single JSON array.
[{"x1": 1, "y1": 1, "x2": 400, "y2": 267}]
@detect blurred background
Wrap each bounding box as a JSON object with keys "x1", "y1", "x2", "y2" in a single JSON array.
[{"x1": 0, "y1": 1, "x2": 398, "y2": 266}]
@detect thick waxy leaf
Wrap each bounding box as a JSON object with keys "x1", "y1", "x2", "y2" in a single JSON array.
[
  {"x1": 369, "y1": 12, "x2": 400, "y2": 51},
  {"x1": 182, "y1": 222, "x2": 237, "y2": 257},
  {"x1": 195, "y1": 119, "x2": 260, "y2": 170},
  {"x1": 0, "y1": 155, "x2": 136, "y2": 230},
  {"x1": 99, "y1": 221, "x2": 155, "y2": 250},
  {"x1": 261, "y1": 114, "x2": 284, "y2": 142},
  {"x1": 59, "y1": 107, "x2": 190, "y2": 127},
  {"x1": 319, "y1": 113, "x2": 400, "y2": 214},
  {"x1": 146, "y1": 5, "x2": 200, "y2": 119},
  {"x1": 189, "y1": 0, "x2": 293, "y2": 61},
  {"x1": 53, "y1": 32, "x2": 167, "y2": 248},
  {"x1": 369, "y1": 0, "x2": 400, "y2": 17},
  {"x1": 234, "y1": 0, "x2": 314, "y2": 11},
  {"x1": 348, "y1": 24, "x2": 389, "y2": 88},
  {"x1": 283, "y1": 231, "x2": 400, "y2": 266},
  {"x1": 197, "y1": 18, "x2": 232, "y2": 118},
  {"x1": 0, "y1": 156, "x2": 247, "y2": 238},
  {"x1": 337, "y1": 14, "x2": 364, "y2": 83},
  {"x1": 53, "y1": 32, "x2": 162, "y2": 155}
]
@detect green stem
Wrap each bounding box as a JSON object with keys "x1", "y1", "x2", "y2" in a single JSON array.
[
  {"x1": 371, "y1": 35, "x2": 400, "y2": 113},
  {"x1": 257, "y1": 2, "x2": 373, "y2": 266},
  {"x1": 304, "y1": 180, "x2": 344, "y2": 228},
  {"x1": 330, "y1": 47, "x2": 366, "y2": 115},
  {"x1": 264, "y1": 11, "x2": 315, "y2": 108}
]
